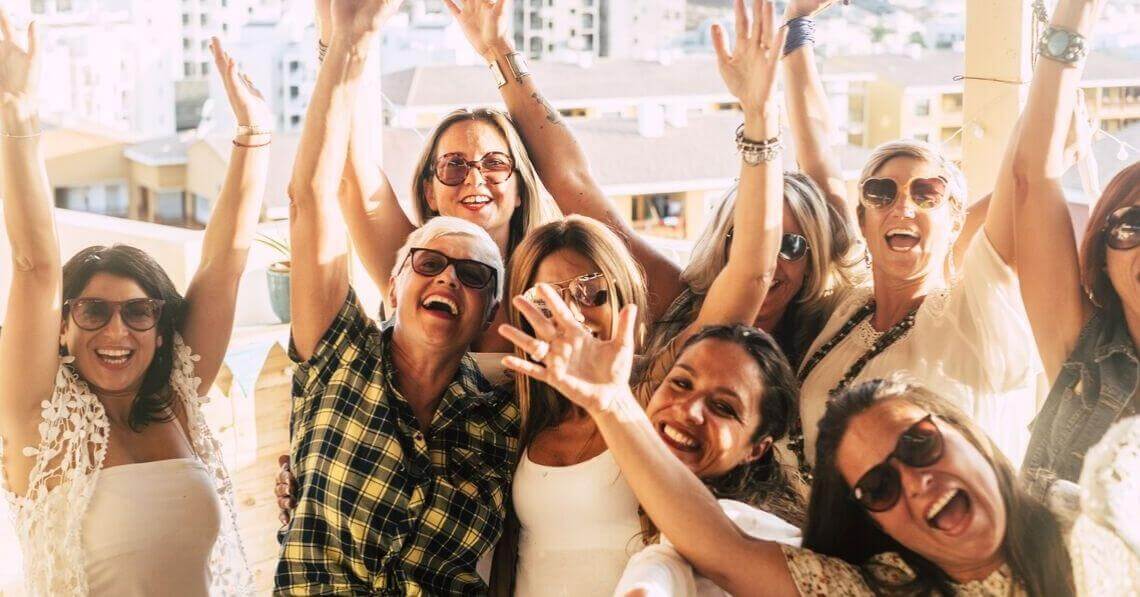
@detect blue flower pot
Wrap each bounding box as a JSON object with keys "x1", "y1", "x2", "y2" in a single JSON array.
[{"x1": 266, "y1": 263, "x2": 291, "y2": 323}]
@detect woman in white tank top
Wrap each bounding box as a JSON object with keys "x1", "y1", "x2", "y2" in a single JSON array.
[{"x1": 0, "y1": 28, "x2": 268, "y2": 596}]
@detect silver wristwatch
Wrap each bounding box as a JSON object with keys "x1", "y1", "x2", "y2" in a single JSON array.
[{"x1": 1038, "y1": 26, "x2": 1087, "y2": 64}]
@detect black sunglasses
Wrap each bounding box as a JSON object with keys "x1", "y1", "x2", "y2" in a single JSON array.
[
  {"x1": 1105, "y1": 205, "x2": 1140, "y2": 251},
  {"x1": 860, "y1": 176, "x2": 949, "y2": 211},
  {"x1": 851, "y1": 414, "x2": 944, "y2": 512},
  {"x1": 399, "y1": 247, "x2": 498, "y2": 290},
  {"x1": 725, "y1": 229, "x2": 810, "y2": 262},
  {"x1": 64, "y1": 298, "x2": 166, "y2": 332},
  {"x1": 522, "y1": 272, "x2": 609, "y2": 318},
  {"x1": 432, "y1": 151, "x2": 515, "y2": 187}
]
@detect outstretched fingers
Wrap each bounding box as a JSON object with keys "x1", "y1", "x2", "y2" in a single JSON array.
[
  {"x1": 614, "y1": 304, "x2": 639, "y2": 352},
  {"x1": 502, "y1": 354, "x2": 550, "y2": 382},
  {"x1": 536, "y1": 284, "x2": 581, "y2": 333},
  {"x1": 711, "y1": 23, "x2": 732, "y2": 66}
]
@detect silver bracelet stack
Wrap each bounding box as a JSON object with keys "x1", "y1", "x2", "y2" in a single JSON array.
[{"x1": 736, "y1": 127, "x2": 782, "y2": 165}]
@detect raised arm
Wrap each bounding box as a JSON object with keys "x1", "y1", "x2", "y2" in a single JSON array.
[
  {"x1": 314, "y1": 0, "x2": 416, "y2": 300},
  {"x1": 445, "y1": 0, "x2": 684, "y2": 321},
  {"x1": 290, "y1": 0, "x2": 403, "y2": 360},
  {"x1": 179, "y1": 38, "x2": 272, "y2": 393},
  {"x1": 781, "y1": 0, "x2": 850, "y2": 218},
  {"x1": 684, "y1": 0, "x2": 786, "y2": 339},
  {"x1": 986, "y1": 0, "x2": 1102, "y2": 380},
  {"x1": 499, "y1": 288, "x2": 798, "y2": 596},
  {"x1": 0, "y1": 14, "x2": 61, "y2": 444}
]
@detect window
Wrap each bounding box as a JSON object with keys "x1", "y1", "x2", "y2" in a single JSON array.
[
  {"x1": 290, "y1": 114, "x2": 302, "y2": 127},
  {"x1": 913, "y1": 132, "x2": 930, "y2": 142},
  {"x1": 57, "y1": 0, "x2": 73, "y2": 10},
  {"x1": 914, "y1": 98, "x2": 931, "y2": 117},
  {"x1": 154, "y1": 190, "x2": 187, "y2": 226},
  {"x1": 558, "y1": 108, "x2": 588, "y2": 118},
  {"x1": 201, "y1": 62, "x2": 210, "y2": 75},
  {"x1": 289, "y1": 60, "x2": 301, "y2": 74},
  {"x1": 182, "y1": 13, "x2": 190, "y2": 25},
  {"x1": 31, "y1": 0, "x2": 46, "y2": 14},
  {"x1": 290, "y1": 86, "x2": 300, "y2": 99},
  {"x1": 184, "y1": 62, "x2": 194, "y2": 77},
  {"x1": 941, "y1": 93, "x2": 963, "y2": 113},
  {"x1": 630, "y1": 193, "x2": 686, "y2": 239},
  {"x1": 193, "y1": 194, "x2": 212, "y2": 228},
  {"x1": 200, "y1": 13, "x2": 208, "y2": 26},
  {"x1": 53, "y1": 184, "x2": 128, "y2": 218},
  {"x1": 183, "y1": 38, "x2": 191, "y2": 50}
]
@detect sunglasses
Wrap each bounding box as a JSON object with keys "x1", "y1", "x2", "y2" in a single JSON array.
[
  {"x1": 725, "y1": 230, "x2": 811, "y2": 262},
  {"x1": 851, "y1": 414, "x2": 944, "y2": 513},
  {"x1": 860, "y1": 176, "x2": 949, "y2": 211},
  {"x1": 432, "y1": 151, "x2": 515, "y2": 187},
  {"x1": 64, "y1": 298, "x2": 165, "y2": 332},
  {"x1": 399, "y1": 247, "x2": 498, "y2": 290},
  {"x1": 1105, "y1": 205, "x2": 1140, "y2": 251},
  {"x1": 522, "y1": 272, "x2": 610, "y2": 318}
]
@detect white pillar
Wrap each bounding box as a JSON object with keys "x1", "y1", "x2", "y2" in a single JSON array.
[{"x1": 962, "y1": 0, "x2": 1034, "y2": 202}]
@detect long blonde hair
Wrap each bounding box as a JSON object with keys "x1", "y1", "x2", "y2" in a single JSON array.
[
  {"x1": 410, "y1": 108, "x2": 561, "y2": 255},
  {"x1": 644, "y1": 172, "x2": 865, "y2": 366},
  {"x1": 507, "y1": 216, "x2": 649, "y2": 453}
]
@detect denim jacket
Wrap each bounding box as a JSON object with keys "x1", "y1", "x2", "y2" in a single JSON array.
[{"x1": 1022, "y1": 305, "x2": 1139, "y2": 501}]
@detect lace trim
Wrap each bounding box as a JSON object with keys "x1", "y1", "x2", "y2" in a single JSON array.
[{"x1": 0, "y1": 335, "x2": 253, "y2": 596}]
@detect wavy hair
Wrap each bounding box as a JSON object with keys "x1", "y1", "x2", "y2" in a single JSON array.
[
  {"x1": 643, "y1": 172, "x2": 864, "y2": 367},
  {"x1": 1080, "y1": 161, "x2": 1140, "y2": 311},
  {"x1": 61, "y1": 245, "x2": 187, "y2": 431}
]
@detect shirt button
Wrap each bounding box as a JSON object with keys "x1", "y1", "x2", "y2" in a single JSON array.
[{"x1": 414, "y1": 432, "x2": 424, "y2": 442}]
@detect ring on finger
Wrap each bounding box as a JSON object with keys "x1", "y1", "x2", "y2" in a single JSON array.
[{"x1": 529, "y1": 341, "x2": 550, "y2": 362}]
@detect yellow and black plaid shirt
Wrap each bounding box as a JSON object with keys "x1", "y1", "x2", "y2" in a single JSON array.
[{"x1": 275, "y1": 289, "x2": 518, "y2": 596}]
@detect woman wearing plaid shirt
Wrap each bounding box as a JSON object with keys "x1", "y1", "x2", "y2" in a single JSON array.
[{"x1": 277, "y1": 0, "x2": 517, "y2": 593}]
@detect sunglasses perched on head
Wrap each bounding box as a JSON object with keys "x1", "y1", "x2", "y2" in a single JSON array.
[
  {"x1": 522, "y1": 273, "x2": 609, "y2": 318},
  {"x1": 432, "y1": 152, "x2": 515, "y2": 187},
  {"x1": 399, "y1": 247, "x2": 498, "y2": 290},
  {"x1": 64, "y1": 298, "x2": 165, "y2": 332},
  {"x1": 725, "y1": 230, "x2": 810, "y2": 262},
  {"x1": 860, "y1": 176, "x2": 949, "y2": 211},
  {"x1": 1105, "y1": 205, "x2": 1140, "y2": 251},
  {"x1": 851, "y1": 414, "x2": 945, "y2": 513}
]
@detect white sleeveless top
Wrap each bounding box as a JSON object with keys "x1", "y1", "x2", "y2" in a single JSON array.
[
  {"x1": 84, "y1": 458, "x2": 221, "y2": 596},
  {"x1": 0, "y1": 335, "x2": 252, "y2": 596},
  {"x1": 512, "y1": 449, "x2": 643, "y2": 597}
]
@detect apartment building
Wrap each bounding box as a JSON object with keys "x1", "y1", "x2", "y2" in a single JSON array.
[{"x1": 514, "y1": 0, "x2": 684, "y2": 61}]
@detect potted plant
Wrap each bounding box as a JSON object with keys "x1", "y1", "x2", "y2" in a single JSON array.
[{"x1": 256, "y1": 233, "x2": 291, "y2": 323}]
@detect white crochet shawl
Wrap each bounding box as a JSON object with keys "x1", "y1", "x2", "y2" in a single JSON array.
[{"x1": 0, "y1": 335, "x2": 253, "y2": 596}]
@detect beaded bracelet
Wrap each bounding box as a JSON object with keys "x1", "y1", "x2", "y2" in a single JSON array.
[
  {"x1": 735, "y1": 127, "x2": 782, "y2": 165},
  {"x1": 782, "y1": 17, "x2": 816, "y2": 57}
]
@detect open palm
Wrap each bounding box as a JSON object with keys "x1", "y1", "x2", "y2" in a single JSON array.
[
  {"x1": 210, "y1": 38, "x2": 272, "y2": 128},
  {"x1": 711, "y1": 0, "x2": 786, "y2": 112},
  {"x1": 0, "y1": 11, "x2": 38, "y2": 112},
  {"x1": 330, "y1": 0, "x2": 405, "y2": 40},
  {"x1": 444, "y1": 0, "x2": 510, "y2": 57},
  {"x1": 500, "y1": 285, "x2": 639, "y2": 414}
]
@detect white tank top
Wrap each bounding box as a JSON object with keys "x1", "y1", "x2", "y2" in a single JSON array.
[
  {"x1": 82, "y1": 458, "x2": 221, "y2": 596},
  {"x1": 512, "y1": 449, "x2": 643, "y2": 596}
]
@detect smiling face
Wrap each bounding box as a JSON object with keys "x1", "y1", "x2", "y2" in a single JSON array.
[
  {"x1": 425, "y1": 119, "x2": 522, "y2": 242},
  {"x1": 836, "y1": 399, "x2": 1006, "y2": 575},
  {"x1": 860, "y1": 157, "x2": 959, "y2": 284},
  {"x1": 647, "y1": 338, "x2": 769, "y2": 478},
  {"x1": 389, "y1": 235, "x2": 497, "y2": 351},
  {"x1": 756, "y1": 202, "x2": 810, "y2": 325},
  {"x1": 61, "y1": 273, "x2": 161, "y2": 397},
  {"x1": 529, "y1": 248, "x2": 614, "y2": 340}
]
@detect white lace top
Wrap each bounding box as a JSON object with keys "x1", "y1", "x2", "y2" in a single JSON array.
[
  {"x1": 798, "y1": 234, "x2": 1044, "y2": 466},
  {"x1": 0, "y1": 335, "x2": 252, "y2": 596}
]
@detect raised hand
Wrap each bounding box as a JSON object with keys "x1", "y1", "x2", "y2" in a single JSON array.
[
  {"x1": 210, "y1": 38, "x2": 272, "y2": 129},
  {"x1": 330, "y1": 0, "x2": 405, "y2": 42},
  {"x1": 711, "y1": 0, "x2": 787, "y2": 113},
  {"x1": 0, "y1": 10, "x2": 39, "y2": 117},
  {"x1": 499, "y1": 285, "x2": 638, "y2": 415},
  {"x1": 444, "y1": 0, "x2": 512, "y2": 58},
  {"x1": 784, "y1": 0, "x2": 845, "y2": 20}
]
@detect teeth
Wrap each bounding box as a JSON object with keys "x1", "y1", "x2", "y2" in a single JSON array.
[
  {"x1": 96, "y1": 349, "x2": 132, "y2": 358},
  {"x1": 885, "y1": 228, "x2": 919, "y2": 239},
  {"x1": 460, "y1": 195, "x2": 491, "y2": 205},
  {"x1": 662, "y1": 424, "x2": 698, "y2": 449},
  {"x1": 925, "y1": 488, "x2": 958, "y2": 521},
  {"x1": 422, "y1": 295, "x2": 459, "y2": 315}
]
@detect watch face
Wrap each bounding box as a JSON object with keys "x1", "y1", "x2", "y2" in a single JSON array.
[{"x1": 1047, "y1": 29, "x2": 1070, "y2": 57}]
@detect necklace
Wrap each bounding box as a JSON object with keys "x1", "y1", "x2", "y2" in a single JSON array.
[{"x1": 787, "y1": 299, "x2": 921, "y2": 480}]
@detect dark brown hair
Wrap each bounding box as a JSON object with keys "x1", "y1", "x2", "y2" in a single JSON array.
[
  {"x1": 804, "y1": 379, "x2": 1073, "y2": 596},
  {"x1": 61, "y1": 245, "x2": 187, "y2": 430},
  {"x1": 1080, "y1": 161, "x2": 1140, "y2": 311}
]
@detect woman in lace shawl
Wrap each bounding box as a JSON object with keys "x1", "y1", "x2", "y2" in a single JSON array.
[
  {"x1": 497, "y1": 291, "x2": 1074, "y2": 596},
  {"x1": 0, "y1": 20, "x2": 268, "y2": 596}
]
